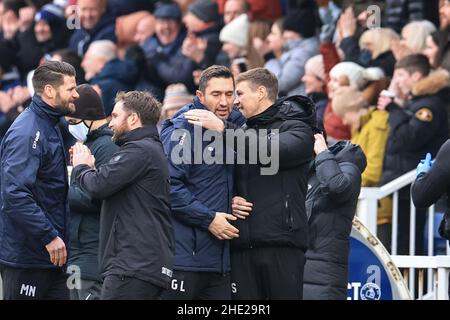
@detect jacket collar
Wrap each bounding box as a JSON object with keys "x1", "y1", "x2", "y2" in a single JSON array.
[
  {"x1": 29, "y1": 94, "x2": 65, "y2": 125},
  {"x1": 115, "y1": 125, "x2": 159, "y2": 146}
]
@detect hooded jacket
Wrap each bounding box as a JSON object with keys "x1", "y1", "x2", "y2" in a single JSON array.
[
  {"x1": 381, "y1": 69, "x2": 450, "y2": 185},
  {"x1": 231, "y1": 95, "x2": 316, "y2": 251},
  {"x1": 68, "y1": 124, "x2": 119, "y2": 281},
  {"x1": 0, "y1": 95, "x2": 69, "y2": 268},
  {"x1": 160, "y1": 97, "x2": 246, "y2": 273},
  {"x1": 73, "y1": 125, "x2": 175, "y2": 289},
  {"x1": 303, "y1": 141, "x2": 366, "y2": 300}
]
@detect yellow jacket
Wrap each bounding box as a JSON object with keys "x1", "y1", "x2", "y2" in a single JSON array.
[
  {"x1": 351, "y1": 107, "x2": 389, "y2": 187},
  {"x1": 352, "y1": 108, "x2": 391, "y2": 225}
]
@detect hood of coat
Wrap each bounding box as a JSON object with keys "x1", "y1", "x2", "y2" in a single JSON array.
[
  {"x1": 246, "y1": 95, "x2": 317, "y2": 129},
  {"x1": 328, "y1": 140, "x2": 367, "y2": 173},
  {"x1": 412, "y1": 69, "x2": 450, "y2": 97}
]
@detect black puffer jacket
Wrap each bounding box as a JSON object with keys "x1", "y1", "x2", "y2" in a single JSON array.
[
  {"x1": 231, "y1": 95, "x2": 316, "y2": 251},
  {"x1": 303, "y1": 141, "x2": 366, "y2": 300}
]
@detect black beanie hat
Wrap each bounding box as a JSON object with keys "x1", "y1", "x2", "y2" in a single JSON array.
[
  {"x1": 188, "y1": 0, "x2": 219, "y2": 23},
  {"x1": 283, "y1": 9, "x2": 318, "y2": 39},
  {"x1": 70, "y1": 84, "x2": 106, "y2": 120}
]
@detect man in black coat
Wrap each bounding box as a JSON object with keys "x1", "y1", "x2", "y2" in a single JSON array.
[
  {"x1": 72, "y1": 91, "x2": 174, "y2": 300},
  {"x1": 185, "y1": 67, "x2": 316, "y2": 299},
  {"x1": 66, "y1": 84, "x2": 119, "y2": 300}
]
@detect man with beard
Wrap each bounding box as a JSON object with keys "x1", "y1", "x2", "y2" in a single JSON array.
[
  {"x1": 0, "y1": 61, "x2": 79, "y2": 300},
  {"x1": 71, "y1": 91, "x2": 174, "y2": 300},
  {"x1": 160, "y1": 65, "x2": 245, "y2": 300},
  {"x1": 185, "y1": 67, "x2": 316, "y2": 299}
]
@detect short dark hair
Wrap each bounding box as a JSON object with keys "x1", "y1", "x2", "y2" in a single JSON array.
[
  {"x1": 198, "y1": 65, "x2": 235, "y2": 93},
  {"x1": 115, "y1": 91, "x2": 161, "y2": 125},
  {"x1": 32, "y1": 61, "x2": 76, "y2": 95},
  {"x1": 395, "y1": 54, "x2": 431, "y2": 77},
  {"x1": 236, "y1": 68, "x2": 278, "y2": 102}
]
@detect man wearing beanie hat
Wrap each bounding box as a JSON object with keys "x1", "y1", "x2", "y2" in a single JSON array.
[
  {"x1": 33, "y1": 3, "x2": 71, "y2": 61},
  {"x1": 161, "y1": 83, "x2": 194, "y2": 121},
  {"x1": 66, "y1": 84, "x2": 119, "y2": 300},
  {"x1": 188, "y1": 0, "x2": 220, "y2": 23},
  {"x1": 219, "y1": 13, "x2": 249, "y2": 62},
  {"x1": 182, "y1": 0, "x2": 223, "y2": 70},
  {"x1": 272, "y1": 7, "x2": 319, "y2": 97}
]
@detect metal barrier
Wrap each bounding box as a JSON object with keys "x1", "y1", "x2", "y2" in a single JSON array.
[{"x1": 357, "y1": 170, "x2": 450, "y2": 299}]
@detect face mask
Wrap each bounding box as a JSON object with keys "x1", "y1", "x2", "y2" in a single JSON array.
[
  {"x1": 68, "y1": 121, "x2": 90, "y2": 142},
  {"x1": 360, "y1": 49, "x2": 372, "y2": 66}
]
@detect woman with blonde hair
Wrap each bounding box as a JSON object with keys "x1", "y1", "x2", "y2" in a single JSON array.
[{"x1": 392, "y1": 20, "x2": 437, "y2": 61}]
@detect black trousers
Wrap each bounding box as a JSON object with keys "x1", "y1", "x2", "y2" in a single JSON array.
[
  {"x1": 100, "y1": 275, "x2": 164, "y2": 300},
  {"x1": 69, "y1": 278, "x2": 102, "y2": 300},
  {"x1": 161, "y1": 271, "x2": 231, "y2": 300},
  {"x1": 0, "y1": 266, "x2": 69, "y2": 300},
  {"x1": 231, "y1": 247, "x2": 306, "y2": 300}
]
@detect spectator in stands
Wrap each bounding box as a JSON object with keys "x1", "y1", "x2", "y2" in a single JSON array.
[
  {"x1": 324, "y1": 62, "x2": 385, "y2": 143},
  {"x1": 182, "y1": 0, "x2": 223, "y2": 70},
  {"x1": 82, "y1": 40, "x2": 138, "y2": 116},
  {"x1": 423, "y1": 30, "x2": 450, "y2": 72},
  {"x1": 440, "y1": 0, "x2": 450, "y2": 30},
  {"x1": 378, "y1": 54, "x2": 449, "y2": 255},
  {"x1": 223, "y1": 0, "x2": 249, "y2": 24},
  {"x1": 270, "y1": 7, "x2": 320, "y2": 96},
  {"x1": 392, "y1": 20, "x2": 437, "y2": 61},
  {"x1": 260, "y1": 18, "x2": 284, "y2": 73},
  {"x1": 66, "y1": 84, "x2": 118, "y2": 300},
  {"x1": 160, "y1": 83, "x2": 193, "y2": 122},
  {"x1": 302, "y1": 54, "x2": 328, "y2": 131},
  {"x1": 340, "y1": 27, "x2": 400, "y2": 78},
  {"x1": 141, "y1": 3, "x2": 195, "y2": 99},
  {"x1": 383, "y1": 0, "x2": 439, "y2": 34},
  {"x1": 219, "y1": 14, "x2": 250, "y2": 77},
  {"x1": 133, "y1": 15, "x2": 155, "y2": 45},
  {"x1": 303, "y1": 134, "x2": 366, "y2": 300},
  {"x1": 69, "y1": 0, "x2": 116, "y2": 57}
]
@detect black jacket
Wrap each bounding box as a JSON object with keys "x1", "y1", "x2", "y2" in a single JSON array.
[
  {"x1": 411, "y1": 139, "x2": 450, "y2": 240},
  {"x1": 303, "y1": 141, "x2": 366, "y2": 300},
  {"x1": 73, "y1": 125, "x2": 175, "y2": 289},
  {"x1": 380, "y1": 71, "x2": 449, "y2": 186},
  {"x1": 68, "y1": 124, "x2": 119, "y2": 280},
  {"x1": 231, "y1": 95, "x2": 316, "y2": 251}
]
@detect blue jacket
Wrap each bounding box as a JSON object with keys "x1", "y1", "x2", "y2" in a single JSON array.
[
  {"x1": 160, "y1": 97, "x2": 245, "y2": 273},
  {"x1": 0, "y1": 95, "x2": 70, "y2": 268},
  {"x1": 142, "y1": 29, "x2": 195, "y2": 93},
  {"x1": 69, "y1": 12, "x2": 116, "y2": 57}
]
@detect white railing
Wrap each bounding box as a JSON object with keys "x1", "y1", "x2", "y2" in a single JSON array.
[{"x1": 357, "y1": 170, "x2": 450, "y2": 299}]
